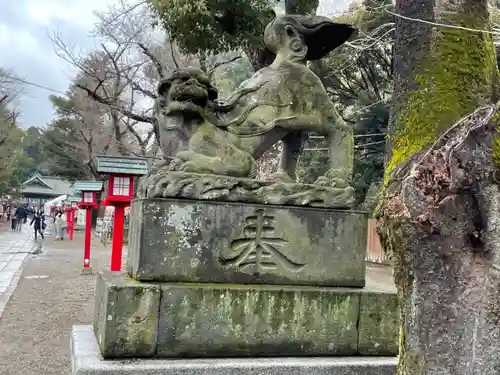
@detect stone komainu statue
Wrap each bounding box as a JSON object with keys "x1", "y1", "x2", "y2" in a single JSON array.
[{"x1": 142, "y1": 14, "x2": 357, "y2": 208}]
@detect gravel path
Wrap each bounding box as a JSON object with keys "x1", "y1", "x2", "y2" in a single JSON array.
[{"x1": 0, "y1": 232, "x2": 116, "y2": 375}]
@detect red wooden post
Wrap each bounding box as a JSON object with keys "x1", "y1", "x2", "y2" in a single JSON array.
[
  {"x1": 83, "y1": 207, "x2": 92, "y2": 269},
  {"x1": 110, "y1": 205, "x2": 125, "y2": 271},
  {"x1": 69, "y1": 209, "x2": 75, "y2": 241},
  {"x1": 66, "y1": 207, "x2": 71, "y2": 234}
]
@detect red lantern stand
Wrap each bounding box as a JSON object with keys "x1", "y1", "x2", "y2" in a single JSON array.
[
  {"x1": 94, "y1": 155, "x2": 148, "y2": 272},
  {"x1": 101, "y1": 176, "x2": 135, "y2": 272},
  {"x1": 78, "y1": 194, "x2": 98, "y2": 273},
  {"x1": 74, "y1": 181, "x2": 104, "y2": 275}
]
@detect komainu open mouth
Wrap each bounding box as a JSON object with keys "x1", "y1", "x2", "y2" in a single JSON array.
[
  {"x1": 174, "y1": 93, "x2": 208, "y2": 108},
  {"x1": 170, "y1": 84, "x2": 209, "y2": 109}
]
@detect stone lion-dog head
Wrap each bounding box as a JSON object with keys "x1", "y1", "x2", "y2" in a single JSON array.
[{"x1": 155, "y1": 67, "x2": 218, "y2": 120}]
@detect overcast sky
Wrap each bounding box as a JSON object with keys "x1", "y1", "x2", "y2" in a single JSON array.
[
  {"x1": 0, "y1": 0, "x2": 352, "y2": 128},
  {"x1": 0, "y1": 0, "x2": 117, "y2": 128}
]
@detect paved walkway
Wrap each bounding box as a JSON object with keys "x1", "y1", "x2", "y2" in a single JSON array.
[
  {"x1": 0, "y1": 228, "x2": 113, "y2": 375},
  {"x1": 0, "y1": 225, "x2": 35, "y2": 318}
]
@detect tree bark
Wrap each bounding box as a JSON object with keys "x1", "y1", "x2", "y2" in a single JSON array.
[
  {"x1": 244, "y1": 44, "x2": 276, "y2": 71},
  {"x1": 378, "y1": 0, "x2": 500, "y2": 374},
  {"x1": 387, "y1": 0, "x2": 497, "y2": 174},
  {"x1": 285, "y1": 0, "x2": 319, "y2": 15}
]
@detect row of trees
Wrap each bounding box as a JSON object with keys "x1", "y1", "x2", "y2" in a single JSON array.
[
  {"x1": 0, "y1": 0, "x2": 185, "y2": 188},
  {"x1": 0, "y1": 69, "x2": 35, "y2": 197}
]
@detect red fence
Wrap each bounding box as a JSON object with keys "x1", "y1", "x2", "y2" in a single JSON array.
[{"x1": 366, "y1": 219, "x2": 390, "y2": 264}]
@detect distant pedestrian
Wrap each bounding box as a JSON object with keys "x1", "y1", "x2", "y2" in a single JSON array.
[
  {"x1": 15, "y1": 205, "x2": 26, "y2": 232},
  {"x1": 52, "y1": 209, "x2": 60, "y2": 237},
  {"x1": 30, "y1": 211, "x2": 45, "y2": 240},
  {"x1": 55, "y1": 211, "x2": 65, "y2": 240},
  {"x1": 10, "y1": 205, "x2": 17, "y2": 231},
  {"x1": 27, "y1": 206, "x2": 34, "y2": 221}
]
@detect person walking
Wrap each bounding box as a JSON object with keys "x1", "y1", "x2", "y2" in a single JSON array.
[
  {"x1": 30, "y1": 211, "x2": 45, "y2": 240},
  {"x1": 27, "y1": 206, "x2": 34, "y2": 222},
  {"x1": 10, "y1": 205, "x2": 17, "y2": 231},
  {"x1": 15, "y1": 205, "x2": 26, "y2": 232},
  {"x1": 55, "y1": 211, "x2": 65, "y2": 240}
]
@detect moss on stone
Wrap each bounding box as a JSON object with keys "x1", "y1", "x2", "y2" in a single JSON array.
[
  {"x1": 358, "y1": 292, "x2": 399, "y2": 355},
  {"x1": 157, "y1": 284, "x2": 361, "y2": 357},
  {"x1": 385, "y1": 13, "x2": 497, "y2": 183},
  {"x1": 94, "y1": 272, "x2": 161, "y2": 359}
]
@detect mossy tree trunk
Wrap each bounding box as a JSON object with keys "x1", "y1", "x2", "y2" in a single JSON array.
[{"x1": 377, "y1": 0, "x2": 500, "y2": 374}]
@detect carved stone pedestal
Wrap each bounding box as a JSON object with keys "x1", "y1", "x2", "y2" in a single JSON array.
[
  {"x1": 93, "y1": 271, "x2": 398, "y2": 359},
  {"x1": 72, "y1": 198, "x2": 398, "y2": 374},
  {"x1": 127, "y1": 198, "x2": 367, "y2": 287}
]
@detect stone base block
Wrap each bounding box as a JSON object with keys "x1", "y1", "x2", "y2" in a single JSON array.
[
  {"x1": 72, "y1": 325, "x2": 397, "y2": 375},
  {"x1": 94, "y1": 272, "x2": 161, "y2": 358},
  {"x1": 127, "y1": 198, "x2": 367, "y2": 287},
  {"x1": 94, "y1": 272, "x2": 398, "y2": 359},
  {"x1": 81, "y1": 267, "x2": 93, "y2": 275}
]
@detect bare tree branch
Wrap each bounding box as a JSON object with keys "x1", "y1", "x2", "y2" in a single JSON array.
[
  {"x1": 75, "y1": 83, "x2": 155, "y2": 124},
  {"x1": 137, "y1": 42, "x2": 164, "y2": 78},
  {"x1": 169, "y1": 39, "x2": 179, "y2": 68},
  {"x1": 50, "y1": 0, "x2": 201, "y2": 159},
  {"x1": 208, "y1": 55, "x2": 243, "y2": 73}
]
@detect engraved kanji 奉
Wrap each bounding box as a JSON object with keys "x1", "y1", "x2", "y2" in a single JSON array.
[{"x1": 219, "y1": 209, "x2": 305, "y2": 274}]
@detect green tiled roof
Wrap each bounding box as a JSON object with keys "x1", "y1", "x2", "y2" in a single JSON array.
[
  {"x1": 73, "y1": 181, "x2": 104, "y2": 192},
  {"x1": 22, "y1": 173, "x2": 74, "y2": 197},
  {"x1": 93, "y1": 155, "x2": 148, "y2": 175},
  {"x1": 67, "y1": 195, "x2": 82, "y2": 203}
]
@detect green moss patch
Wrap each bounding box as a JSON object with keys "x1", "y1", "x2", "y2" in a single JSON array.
[{"x1": 385, "y1": 14, "x2": 496, "y2": 183}]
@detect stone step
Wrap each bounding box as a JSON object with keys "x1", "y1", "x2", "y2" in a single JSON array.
[
  {"x1": 94, "y1": 271, "x2": 398, "y2": 359},
  {"x1": 128, "y1": 198, "x2": 368, "y2": 287},
  {"x1": 73, "y1": 325, "x2": 397, "y2": 375}
]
